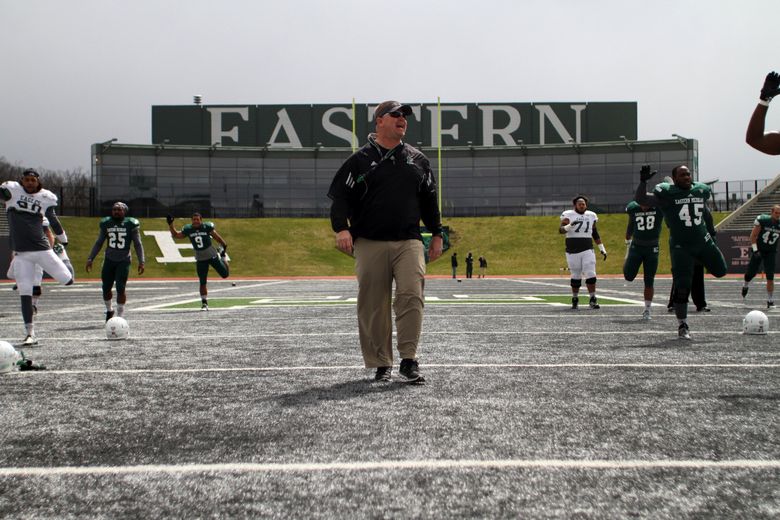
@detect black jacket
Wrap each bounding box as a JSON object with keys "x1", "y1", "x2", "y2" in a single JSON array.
[{"x1": 328, "y1": 135, "x2": 443, "y2": 241}]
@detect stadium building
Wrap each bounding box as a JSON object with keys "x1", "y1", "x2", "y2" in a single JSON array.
[{"x1": 91, "y1": 101, "x2": 698, "y2": 218}]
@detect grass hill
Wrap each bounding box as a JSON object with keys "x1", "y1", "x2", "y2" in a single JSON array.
[{"x1": 60, "y1": 213, "x2": 728, "y2": 279}]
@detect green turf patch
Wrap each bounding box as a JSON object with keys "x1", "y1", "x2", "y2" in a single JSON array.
[{"x1": 160, "y1": 295, "x2": 637, "y2": 310}]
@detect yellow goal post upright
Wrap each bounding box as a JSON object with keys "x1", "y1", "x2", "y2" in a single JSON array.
[{"x1": 437, "y1": 96, "x2": 443, "y2": 216}]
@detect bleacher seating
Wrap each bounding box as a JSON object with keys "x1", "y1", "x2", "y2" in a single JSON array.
[{"x1": 717, "y1": 173, "x2": 780, "y2": 231}]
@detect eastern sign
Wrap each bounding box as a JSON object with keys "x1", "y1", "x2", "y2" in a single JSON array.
[{"x1": 152, "y1": 102, "x2": 637, "y2": 148}]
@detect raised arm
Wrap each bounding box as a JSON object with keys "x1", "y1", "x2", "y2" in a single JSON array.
[
  {"x1": 167, "y1": 215, "x2": 185, "y2": 239},
  {"x1": 746, "y1": 72, "x2": 780, "y2": 155},
  {"x1": 634, "y1": 165, "x2": 661, "y2": 207}
]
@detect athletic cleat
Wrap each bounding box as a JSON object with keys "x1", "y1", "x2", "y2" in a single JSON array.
[
  {"x1": 768, "y1": 301, "x2": 775, "y2": 310},
  {"x1": 571, "y1": 297, "x2": 579, "y2": 310},
  {"x1": 374, "y1": 367, "x2": 392, "y2": 382},
  {"x1": 589, "y1": 296, "x2": 600, "y2": 309},
  {"x1": 642, "y1": 309, "x2": 651, "y2": 321},
  {"x1": 32, "y1": 304, "x2": 37, "y2": 315},
  {"x1": 201, "y1": 303, "x2": 209, "y2": 311},
  {"x1": 696, "y1": 306, "x2": 711, "y2": 312},
  {"x1": 677, "y1": 323, "x2": 691, "y2": 341},
  {"x1": 399, "y1": 358, "x2": 423, "y2": 383},
  {"x1": 667, "y1": 306, "x2": 674, "y2": 313},
  {"x1": 105, "y1": 310, "x2": 115, "y2": 322},
  {"x1": 22, "y1": 335, "x2": 38, "y2": 346},
  {"x1": 742, "y1": 287, "x2": 749, "y2": 299}
]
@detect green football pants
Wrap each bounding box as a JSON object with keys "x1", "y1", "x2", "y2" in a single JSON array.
[{"x1": 623, "y1": 243, "x2": 659, "y2": 288}]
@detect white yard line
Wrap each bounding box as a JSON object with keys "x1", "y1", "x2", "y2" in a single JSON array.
[
  {"x1": 9, "y1": 362, "x2": 779, "y2": 375},
  {"x1": 1, "y1": 458, "x2": 778, "y2": 477}
]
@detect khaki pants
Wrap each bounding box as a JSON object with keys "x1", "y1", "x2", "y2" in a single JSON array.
[{"x1": 354, "y1": 238, "x2": 425, "y2": 368}]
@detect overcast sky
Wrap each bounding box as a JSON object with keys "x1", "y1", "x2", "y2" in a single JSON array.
[{"x1": 2, "y1": 0, "x2": 780, "y2": 182}]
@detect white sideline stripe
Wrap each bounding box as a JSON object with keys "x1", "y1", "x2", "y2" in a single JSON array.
[
  {"x1": 1, "y1": 458, "x2": 779, "y2": 477},
  {"x1": 25, "y1": 363, "x2": 780, "y2": 375},
  {"x1": 23, "y1": 330, "x2": 779, "y2": 342}
]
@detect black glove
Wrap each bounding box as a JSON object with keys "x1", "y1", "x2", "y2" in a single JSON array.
[
  {"x1": 751, "y1": 248, "x2": 762, "y2": 260},
  {"x1": 760, "y1": 71, "x2": 780, "y2": 101},
  {"x1": 17, "y1": 358, "x2": 47, "y2": 371},
  {"x1": 220, "y1": 244, "x2": 228, "y2": 258},
  {"x1": 640, "y1": 165, "x2": 657, "y2": 182},
  {"x1": 166, "y1": 214, "x2": 175, "y2": 225}
]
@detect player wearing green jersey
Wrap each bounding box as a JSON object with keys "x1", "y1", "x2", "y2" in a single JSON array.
[
  {"x1": 86, "y1": 202, "x2": 145, "y2": 321},
  {"x1": 741, "y1": 205, "x2": 780, "y2": 309},
  {"x1": 623, "y1": 200, "x2": 664, "y2": 320},
  {"x1": 168, "y1": 212, "x2": 229, "y2": 310},
  {"x1": 635, "y1": 165, "x2": 727, "y2": 340}
]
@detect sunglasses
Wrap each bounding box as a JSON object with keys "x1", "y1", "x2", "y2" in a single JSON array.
[{"x1": 385, "y1": 110, "x2": 407, "y2": 118}]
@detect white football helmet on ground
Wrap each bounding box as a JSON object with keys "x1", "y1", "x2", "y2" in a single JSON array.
[
  {"x1": 743, "y1": 310, "x2": 769, "y2": 335},
  {"x1": 106, "y1": 317, "x2": 130, "y2": 340},
  {"x1": 0, "y1": 341, "x2": 22, "y2": 373}
]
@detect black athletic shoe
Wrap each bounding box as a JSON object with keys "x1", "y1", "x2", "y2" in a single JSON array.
[
  {"x1": 589, "y1": 296, "x2": 600, "y2": 309},
  {"x1": 571, "y1": 297, "x2": 579, "y2": 310},
  {"x1": 742, "y1": 286, "x2": 749, "y2": 299},
  {"x1": 374, "y1": 367, "x2": 392, "y2": 382},
  {"x1": 696, "y1": 306, "x2": 711, "y2": 312},
  {"x1": 678, "y1": 322, "x2": 691, "y2": 340},
  {"x1": 768, "y1": 301, "x2": 775, "y2": 310},
  {"x1": 399, "y1": 358, "x2": 424, "y2": 383},
  {"x1": 667, "y1": 306, "x2": 674, "y2": 313},
  {"x1": 32, "y1": 304, "x2": 37, "y2": 315},
  {"x1": 105, "y1": 310, "x2": 115, "y2": 322}
]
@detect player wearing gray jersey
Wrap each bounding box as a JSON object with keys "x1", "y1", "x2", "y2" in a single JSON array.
[{"x1": 1, "y1": 169, "x2": 74, "y2": 346}]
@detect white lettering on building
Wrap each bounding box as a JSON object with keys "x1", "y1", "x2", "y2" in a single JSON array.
[
  {"x1": 536, "y1": 104, "x2": 586, "y2": 144},
  {"x1": 207, "y1": 107, "x2": 249, "y2": 145},
  {"x1": 322, "y1": 107, "x2": 354, "y2": 146},
  {"x1": 480, "y1": 105, "x2": 521, "y2": 146},
  {"x1": 428, "y1": 105, "x2": 468, "y2": 146},
  {"x1": 268, "y1": 108, "x2": 303, "y2": 148}
]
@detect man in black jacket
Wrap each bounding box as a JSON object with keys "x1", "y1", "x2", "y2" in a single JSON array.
[{"x1": 328, "y1": 101, "x2": 443, "y2": 384}]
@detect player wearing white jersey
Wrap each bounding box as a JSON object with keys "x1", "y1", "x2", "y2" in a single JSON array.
[
  {"x1": 559, "y1": 195, "x2": 607, "y2": 309},
  {"x1": 1, "y1": 169, "x2": 74, "y2": 345}
]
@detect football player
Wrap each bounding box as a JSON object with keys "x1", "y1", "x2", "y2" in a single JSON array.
[
  {"x1": 746, "y1": 71, "x2": 780, "y2": 155},
  {"x1": 86, "y1": 202, "x2": 145, "y2": 321},
  {"x1": 623, "y1": 199, "x2": 664, "y2": 320},
  {"x1": 168, "y1": 212, "x2": 229, "y2": 310},
  {"x1": 741, "y1": 204, "x2": 780, "y2": 309},
  {"x1": 634, "y1": 165, "x2": 728, "y2": 340},
  {"x1": 1, "y1": 169, "x2": 74, "y2": 345},
  {"x1": 559, "y1": 195, "x2": 607, "y2": 310}
]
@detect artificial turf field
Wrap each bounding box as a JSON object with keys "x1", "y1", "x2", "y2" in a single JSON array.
[{"x1": 0, "y1": 275, "x2": 778, "y2": 518}]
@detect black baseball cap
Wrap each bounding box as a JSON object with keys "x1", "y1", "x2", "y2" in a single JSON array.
[
  {"x1": 22, "y1": 168, "x2": 40, "y2": 178},
  {"x1": 374, "y1": 101, "x2": 413, "y2": 119}
]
